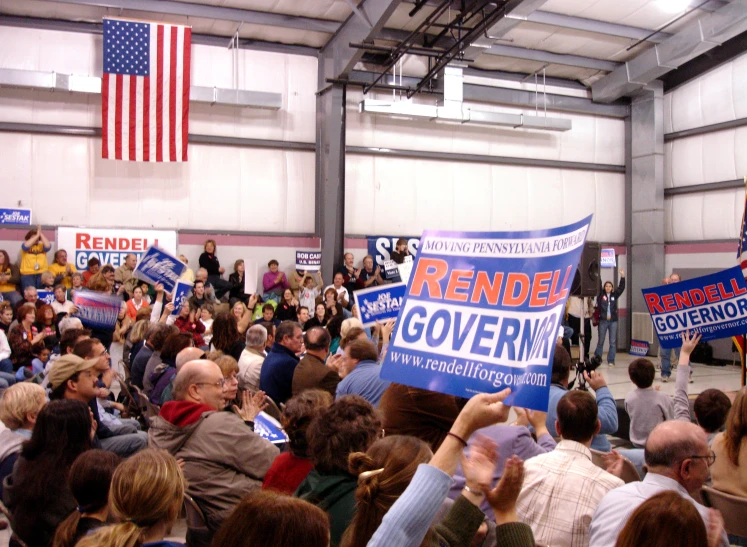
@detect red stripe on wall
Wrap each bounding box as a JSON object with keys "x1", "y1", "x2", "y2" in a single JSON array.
[
  {"x1": 129, "y1": 76, "x2": 137, "y2": 161},
  {"x1": 156, "y1": 25, "x2": 164, "y2": 162},
  {"x1": 181, "y1": 27, "x2": 191, "y2": 162},
  {"x1": 114, "y1": 74, "x2": 123, "y2": 160},
  {"x1": 177, "y1": 234, "x2": 321, "y2": 248},
  {"x1": 665, "y1": 242, "x2": 735, "y2": 254},
  {"x1": 169, "y1": 26, "x2": 177, "y2": 162},
  {"x1": 143, "y1": 77, "x2": 150, "y2": 162},
  {"x1": 101, "y1": 73, "x2": 109, "y2": 159}
]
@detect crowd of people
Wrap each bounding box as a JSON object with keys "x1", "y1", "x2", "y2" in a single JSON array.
[{"x1": 0, "y1": 232, "x2": 743, "y2": 547}]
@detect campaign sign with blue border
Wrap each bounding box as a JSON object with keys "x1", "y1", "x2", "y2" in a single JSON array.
[
  {"x1": 72, "y1": 291, "x2": 122, "y2": 330},
  {"x1": 171, "y1": 280, "x2": 193, "y2": 316},
  {"x1": 0, "y1": 208, "x2": 31, "y2": 225},
  {"x1": 37, "y1": 291, "x2": 55, "y2": 305},
  {"x1": 354, "y1": 282, "x2": 407, "y2": 328},
  {"x1": 642, "y1": 266, "x2": 747, "y2": 349},
  {"x1": 295, "y1": 251, "x2": 321, "y2": 272},
  {"x1": 254, "y1": 411, "x2": 289, "y2": 445},
  {"x1": 379, "y1": 216, "x2": 592, "y2": 411},
  {"x1": 134, "y1": 245, "x2": 185, "y2": 293},
  {"x1": 629, "y1": 340, "x2": 650, "y2": 357},
  {"x1": 600, "y1": 248, "x2": 616, "y2": 268},
  {"x1": 367, "y1": 235, "x2": 420, "y2": 267}
]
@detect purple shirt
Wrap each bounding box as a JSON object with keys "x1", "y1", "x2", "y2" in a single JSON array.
[
  {"x1": 262, "y1": 271, "x2": 290, "y2": 294},
  {"x1": 450, "y1": 424, "x2": 557, "y2": 520}
]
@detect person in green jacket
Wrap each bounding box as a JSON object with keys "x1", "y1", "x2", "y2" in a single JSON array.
[{"x1": 294, "y1": 395, "x2": 382, "y2": 546}]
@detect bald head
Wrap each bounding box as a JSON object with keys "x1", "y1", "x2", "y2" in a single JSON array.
[
  {"x1": 645, "y1": 421, "x2": 707, "y2": 469},
  {"x1": 175, "y1": 348, "x2": 206, "y2": 371},
  {"x1": 172, "y1": 360, "x2": 225, "y2": 410}
]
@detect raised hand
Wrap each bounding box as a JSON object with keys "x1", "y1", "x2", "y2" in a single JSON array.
[
  {"x1": 681, "y1": 330, "x2": 701, "y2": 355},
  {"x1": 461, "y1": 435, "x2": 498, "y2": 494},
  {"x1": 485, "y1": 455, "x2": 525, "y2": 524},
  {"x1": 233, "y1": 390, "x2": 268, "y2": 422},
  {"x1": 602, "y1": 450, "x2": 624, "y2": 478},
  {"x1": 451, "y1": 388, "x2": 512, "y2": 439}
]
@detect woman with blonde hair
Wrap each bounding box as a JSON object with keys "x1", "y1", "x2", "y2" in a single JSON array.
[
  {"x1": 199, "y1": 239, "x2": 230, "y2": 300},
  {"x1": 712, "y1": 387, "x2": 747, "y2": 496},
  {"x1": 76, "y1": 449, "x2": 186, "y2": 547}
]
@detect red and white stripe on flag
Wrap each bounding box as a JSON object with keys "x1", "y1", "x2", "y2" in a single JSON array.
[{"x1": 102, "y1": 19, "x2": 191, "y2": 162}]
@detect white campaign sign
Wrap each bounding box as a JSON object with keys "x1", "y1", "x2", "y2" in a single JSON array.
[{"x1": 57, "y1": 227, "x2": 177, "y2": 270}]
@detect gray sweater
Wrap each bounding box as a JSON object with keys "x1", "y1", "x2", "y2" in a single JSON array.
[{"x1": 625, "y1": 387, "x2": 674, "y2": 447}]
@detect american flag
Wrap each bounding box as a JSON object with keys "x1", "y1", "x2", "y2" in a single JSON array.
[
  {"x1": 732, "y1": 176, "x2": 747, "y2": 360},
  {"x1": 102, "y1": 18, "x2": 191, "y2": 162},
  {"x1": 738, "y1": 176, "x2": 747, "y2": 275}
]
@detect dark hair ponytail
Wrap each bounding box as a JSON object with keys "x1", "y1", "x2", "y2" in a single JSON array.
[{"x1": 52, "y1": 449, "x2": 120, "y2": 547}]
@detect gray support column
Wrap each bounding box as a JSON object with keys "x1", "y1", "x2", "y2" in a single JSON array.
[
  {"x1": 315, "y1": 0, "x2": 403, "y2": 276},
  {"x1": 316, "y1": 83, "x2": 346, "y2": 278},
  {"x1": 629, "y1": 81, "x2": 665, "y2": 353}
]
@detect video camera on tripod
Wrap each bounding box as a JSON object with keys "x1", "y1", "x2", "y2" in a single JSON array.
[{"x1": 568, "y1": 353, "x2": 603, "y2": 391}]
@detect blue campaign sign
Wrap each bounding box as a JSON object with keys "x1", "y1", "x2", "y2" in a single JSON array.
[
  {"x1": 354, "y1": 282, "x2": 407, "y2": 328},
  {"x1": 37, "y1": 291, "x2": 55, "y2": 305},
  {"x1": 171, "y1": 280, "x2": 193, "y2": 316},
  {"x1": 629, "y1": 340, "x2": 650, "y2": 357},
  {"x1": 295, "y1": 251, "x2": 321, "y2": 272},
  {"x1": 600, "y1": 248, "x2": 616, "y2": 268},
  {"x1": 134, "y1": 245, "x2": 185, "y2": 293},
  {"x1": 367, "y1": 235, "x2": 420, "y2": 267},
  {"x1": 642, "y1": 266, "x2": 747, "y2": 349},
  {"x1": 379, "y1": 216, "x2": 592, "y2": 412},
  {"x1": 0, "y1": 208, "x2": 31, "y2": 225},
  {"x1": 253, "y1": 411, "x2": 288, "y2": 445},
  {"x1": 72, "y1": 291, "x2": 122, "y2": 330}
]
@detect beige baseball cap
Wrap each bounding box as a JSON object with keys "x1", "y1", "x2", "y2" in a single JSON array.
[{"x1": 47, "y1": 354, "x2": 99, "y2": 390}]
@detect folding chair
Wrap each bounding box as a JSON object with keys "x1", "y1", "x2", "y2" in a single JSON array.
[
  {"x1": 183, "y1": 493, "x2": 213, "y2": 547},
  {"x1": 701, "y1": 485, "x2": 747, "y2": 538}
]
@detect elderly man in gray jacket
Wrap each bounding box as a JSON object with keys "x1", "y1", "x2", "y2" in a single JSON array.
[{"x1": 149, "y1": 359, "x2": 279, "y2": 533}]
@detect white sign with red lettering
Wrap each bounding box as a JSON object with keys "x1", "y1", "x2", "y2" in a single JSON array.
[{"x1": 56, "y1": 227, "x2": 178, "y2": 270}]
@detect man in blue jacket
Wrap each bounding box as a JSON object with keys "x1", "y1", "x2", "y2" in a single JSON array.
[
  {"x1": 545, "y1": 345, "x2": 618, "y2": 452},
  {"x1": 259, "y1": 320, "x2": 304, "y2": 406}
]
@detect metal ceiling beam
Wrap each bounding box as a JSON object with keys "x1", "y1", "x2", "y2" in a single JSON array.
[
  {"x1": 525, "y1": 11, "x2": 672, "y2": 43},
  {"x1": 346, "y1": 70, "x2": 628, "y2": 117},
  {"x1": 483, "y1": 44, "x2": 621, "y2": 71},
  {"x1": 664, "y1": 178, "x2": 744, "y2": 196},
  {"x1": 592, "y1": 0, "x2": 747, "y2": 102},
  {"x1": 321, "y1": 0, "x2": 404, "y2": 80},
  {"x1": 42, "y1": 0, "x2": 340, "y2": 34},
  {"x1": 412, "y1": 2, "x2": 674, "y2": 42},
  {"x1": 0, "y1": 14, "x2": 319, "y2": 56},
  {"x1": 463, "y1": 67, "x2": 587, "y2": 90},
  {"x1": 378, "y1": 27, "x2": 617, "y2": 72}
]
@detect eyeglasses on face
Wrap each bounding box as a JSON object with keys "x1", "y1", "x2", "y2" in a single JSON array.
[
  {"x1": 689, "y1": 451, "x2": 716, "y2": 466},
  {"x1": 195, "y1": 378, "x2": 226, "y2": 389}
]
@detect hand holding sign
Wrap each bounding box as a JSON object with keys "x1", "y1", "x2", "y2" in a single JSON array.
[{"x1": 450, "y1": 388, "x2": 512, "y2": 440}]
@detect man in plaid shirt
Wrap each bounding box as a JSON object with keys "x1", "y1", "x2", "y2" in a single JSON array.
[{"x1": 517, "y1": 390, "x2": 624, "y2": 547}]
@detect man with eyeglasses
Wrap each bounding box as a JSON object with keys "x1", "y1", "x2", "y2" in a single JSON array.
[
  {"x1": 590, "y1": 420, "x2": 728, "y2": 547},
  {"x1": 149, "y1": 359, "x2": 279, "y2": 534}
]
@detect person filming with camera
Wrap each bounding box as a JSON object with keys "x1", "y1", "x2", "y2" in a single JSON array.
[{"x1": 545, "y1": 345, "x2": 618, "y2": 452}]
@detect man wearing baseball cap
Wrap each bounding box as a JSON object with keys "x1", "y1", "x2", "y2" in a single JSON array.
[{"x1": 48, "y1": 353, "x2": 147, "y2": 457}]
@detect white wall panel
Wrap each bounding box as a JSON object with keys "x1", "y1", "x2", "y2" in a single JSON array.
[
  {"x1": 0, "y1": 28, "x2": 317, "y2": 143},
  {"x1": 345, "y1": 155, "x2": 625, "y2": 241},
  {"x1": 665, "y1": 188, "x2": 742, "y2": 241},
  {"x1": 346, "y1": 90, "x2": 625, "y2": 167},
  {"x1": 670, "y1": 136, "x2": 704, "y2": 187},
  {"x1": 0, "y1": 133, "x2": 314, "y2": 233},
  {"x1": 667, "y1": 49, "x2": 747, "y2": 133}
]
